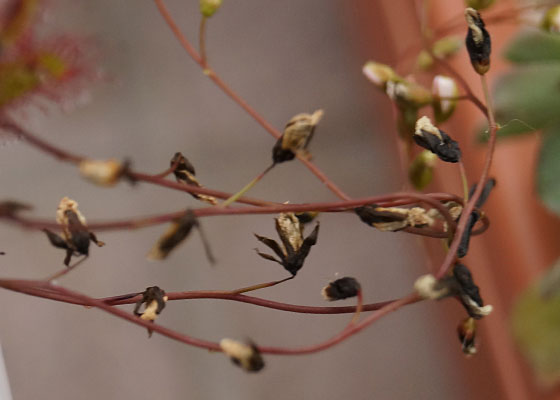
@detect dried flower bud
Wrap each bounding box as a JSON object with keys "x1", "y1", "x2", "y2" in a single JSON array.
[
  {"x1": 470, "y1": 177, "x2": 496, "y2": 208},
  {"x1": 542, "y1": 6, "x2": 560, "y2": 33},
  {"x1": 409, "y1": 150, "x2": 437, "y2": 190},
  {"x1": 45, "y1": 197, "x2": 104, "y2": 266},
  {"x1": 414, "y1": 274, "x2": 451, "y2": 300},
  {"x1": 272, "y1": 110, "x2": 323, "y2": 164},
  {"x1": 0, "y1": 200, "x2": 32, "y2": 217},
  {"x1": 355, "y1": 205, "x2": 434, "y2": 232},
  {"x1": 200, "y1": 0, "x2": 222, "y2": 17},
  {"x1": 386, "y1": 80, "x2": 432, "y2": 109},
  {"x1": 219, "y1": 338, "x2": 264, "y2": 372},
  {"x1": 453, "y1": 263, "x2": 493, "y2": 319},
  {"x1": 171, "y1": 152, "x2": 217, "y2": 205},
  {"x1": 465, "y1": 0, "x2": 495, "y2": 10},
  {"x1": 295, "y1": 211, "x2": 319, "y2": 225},
  {"x1": 414, "y1": 116, "x2": 461, "y2": 163},
  {"x1": 255, "y1": 213, "x2": 319, "y2": 276},
  {"x1": 465, "y1": 8, "x2": 491, "y2": 75},
  {"x1": 79, "y1": 158, "x2": 124, "y2": 187},
  {"x1": 457, "y1": 317, "x2": 478, "y2": 356},
  {"x1": 432, "y1": 36, "x2": 463, "y2": 59},
  {"x1": 148, "y1": 210, "x2": 197, "y2": 260},
  {"x1": 432, "y1": 75, "x2": 458, "y2": 123},
  {"x1": 134, "y1": 286, "x2": 168, "y2": 338},
  {"x1": 322, "y1": 277, "x2": 361, "y2": 301},
  {"x1": 362, "y1": 61, "x2": 398, "y2": 89},
  {"x1": 416, "y1": 50, "x2": 434, "y2": 71}
]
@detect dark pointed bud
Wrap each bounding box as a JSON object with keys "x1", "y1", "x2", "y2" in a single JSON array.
[
  {"x1": 453, "y1": 263, "x2": 493, "y2": 319},
  {"x1": 322, "y1": 277, "x2": 361, "y2": 301},
  {"x1": 0, "y1": 200, "x2": 32, "y2": 217},
  {"x1": 147, "y1": 210, "x2": 198, "y2": 260},
  {"x1": 414, "y1": 116, "x2": 461, "y2": 163},
  {"x1": 295, "y1": 211, "x2": 319, "y2": 225},
  {"x1": 255, "y1": 213, "x2": 319, "y2": 276},
  {"x1": 470, "y1": 177, "x2": 496, "y2": 208},
  {"x1": 457, "y1": 210, "x2": 480, "y2": 258},
  {"x1": 133, "y1": 286, "x2": 168, "y2": 338},
  {"x1": 457, "y1": 317, "x2": 477, "y2": 356},
  {"x1": 272, "y1": 110, "x2": 323, "y2": 164},
  {"x1": 465, "y1": 8, "x2": 491, "y2": 75},
  {"x1": 220, "y1": 339, "x2": 265, "y2": 372},
  {"x1": 43, "y1": 229, "x2": 70, "y2": 250},
  {"x1": 409, "y1": 150, "x2": 437, "y2": 190},
  {"x1": 171, "y1": 152, "x2": 217, "y2": 205}
]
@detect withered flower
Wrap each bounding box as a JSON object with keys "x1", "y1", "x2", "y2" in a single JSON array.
[
  {"x1": 414, "y1": 274, "x2": 452, "y2": 300},
  {"x1": 0, "y1": 200, "x2": 32, "y2": 217},
  {"x1": 453, "y1": 263, "x2": 493, "y2": 319},
  {"x1": 254, "y1": 212, "x2": 319, "y2": 276},
  {"x1": 79, "y1": 158, "x2": 125, "y2": 187},
  {"x1": 43, "y1": 197, "x2": 104, "y2": 266},
  {"x1": 456, "y1": 178, "x2": 496, "y2": 258},
  {"x1": 147, "y1": 209, "x2": 214, "y2": 263},
  {"x1": 322, "y1": 277, "x2": 361, "y2": 301},
  {"x1": 355, "y1": 204, "x2": 434, "y2": 232},
  {"x1": 272, "y1": 110, "x2": 324, "y2": 164},
  {"x1": 465, "y1": 8, "x2": 491, "y2": 75},
  {"x1": 219, "y1": 338, "x2": 264, "y2": 372},
  {"x1": 133, "y1": 286, "x2": 168, "y2": 338},
  {"x1": 414, "y1": 116, "x2": 461, "y2": 163},
  {"x1": 171, "y1": 152, "x2": 217, "y2": 205},
  {"x1": 457, "y1": 317, "x2": 478, "y2": 356},
  {"x1": 295, "y1": 211, "x2": 319, "y2": 225}
]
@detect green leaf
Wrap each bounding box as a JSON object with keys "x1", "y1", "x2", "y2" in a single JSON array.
[
  {"x1": 537, "y1": 127, "x2": 560, "y2": 216},
  {"x1": 511, "y1": 259, "x2": 560, "y2": 387},
  {"x1": 493, "y1": 65, "x2": 560, "y2": 130},
  {"x1": 505, "y1": 30, "x2": 560, "y2": 64}
]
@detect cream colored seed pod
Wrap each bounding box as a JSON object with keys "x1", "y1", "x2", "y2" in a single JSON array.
[{"x1": 79, "y1": 159, "x2": 123, "y2": 187}]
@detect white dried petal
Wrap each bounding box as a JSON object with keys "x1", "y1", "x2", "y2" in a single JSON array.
[
  {"x1": 464, "y1": 296, "x2": 493, "y2": 318},
  {"x1": 432, "y1": 75, "x2": 458, "y2": 115},
  {"x1": 415, "y1": 116, "x2": 442, "y2": 140},
  {"x1": 79, "y1": 159, "x2": 123, "y2": 186},
  {"x1": 140, "y1": 300, "x2": 159, "y2": 322},
  {"x1": 276, "y1": 213, "x2": 303, "y2": 252},
  {"x1": 414, "y1": 274, "x2": 450, "y2": 299},
  {"x1": 465, "y1": 8, "x2": 484, "y2": 45},
  {"x1": 407, "y1": 207, "x2": 435, "y2": 227}
]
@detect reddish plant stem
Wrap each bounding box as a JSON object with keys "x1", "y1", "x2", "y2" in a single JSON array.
[{"x1": 152, "y1": 0, "x2": 351, "y2": 201}]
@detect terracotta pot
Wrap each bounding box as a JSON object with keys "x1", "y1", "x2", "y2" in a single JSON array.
[{"x1": 352, "y1": 1, "x2": 560, "y2": 399}]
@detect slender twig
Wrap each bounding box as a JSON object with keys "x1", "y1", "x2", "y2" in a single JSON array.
[
  {"x1": 219, "y1": 163, "x2": 275, "y2": 208},
  {"x1": 199, "y1": 16, "x2": 208, "y2": 67}
]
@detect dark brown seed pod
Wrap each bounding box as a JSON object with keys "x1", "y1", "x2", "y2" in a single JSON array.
[
  {"x1": 322, "y1": 277, "x2": 361, "y2": 301},
  {"x1": 171, "y1": 152, "x2": 217, "y2": 205},
  {"x1": 414, "y1": 116, "x2": 461, "y2": 163},
  {"x1": 457, "y1": 317, "x2": 477, "y2": 356},
  {"x1": 355, "y1": 205, "x2": 434, "y2": 232},
  {"x1": 465, "y1": 8, "x2": 491, "y2": 75},
  {"x1": 254, "y1": 213, "x2": 319, "y2": 276},
  {"x1": 220, "y1": 339, "x2": 264, "y2": 372},
  {"x1": 453, "y1": 263, "x2": 492, "y2": 319},
  {"x1": 272, "y1": 110, "x2": 323, "y2": 164},
  {"x1": 133, "y1": 286, "x2": 168, "y2": 338}
]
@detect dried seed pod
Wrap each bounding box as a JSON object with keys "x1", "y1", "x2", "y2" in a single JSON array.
[
  {"x1": 453, "y1": 263, "x2": 493, "y2": 319},
  {"x1": 200, "y1": 0, "x2": 222, "y2": 17},
  {"x1": 322, "y1": 277, "x2": 361, "y2": 301},
  {"x1": 133, "y1": 286, "x2": 168, "y2": 338},
  {"x1": 470, "y1": 177, "x2": 496, "y2": 208},
  {"x1": 409, "y1": 150, "x2": 437, "y2": 190},
  {"x1": 295, "y1": 211, "x2": 319, "y2": 225},
  {"x1": 355, "y1": 205, "x2": 434, "y2": 232},
  {"x1": 0, "y1": 200, "x2": 32, "y2": 217},
  {"x1": 414, "y1": 274, "x2": 452, "y2": 300},
  {"x1": 414, "y1": 116, "x2": 461, "y2": 163},
  {"x1": 457, "y1": 317, "x2": 478, "y2": 356},
  {"x1": 362, "y1": 61, "x2": 398, "y2": 89},
  {"x1": 272, "y1": 110, "x2": 323, "y2": 164},
  {"x1": 147, "y1": 210, "x2": 197, "y2": 260},
  {"x1": 44, "y1": 197, "x2": 104, "y2": 266},
  {"x1": 171, "y1": 152, "x2": 217, "y2": 205},
  {"x1": 219, "y1": 338, "x2": 265, "y2": 372},
  {"x1": 79, "y1": 158, "x2": 125, "y2": 187},
  {"x1": 254, "y1": 213, "x2": 319, "y2": 276},
  {"x1": 432, "y1": 75, "x2": 458, "y2": 123},
  {"x1": 465, "y1": 8, "x2": 491, "y2": 75}
]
